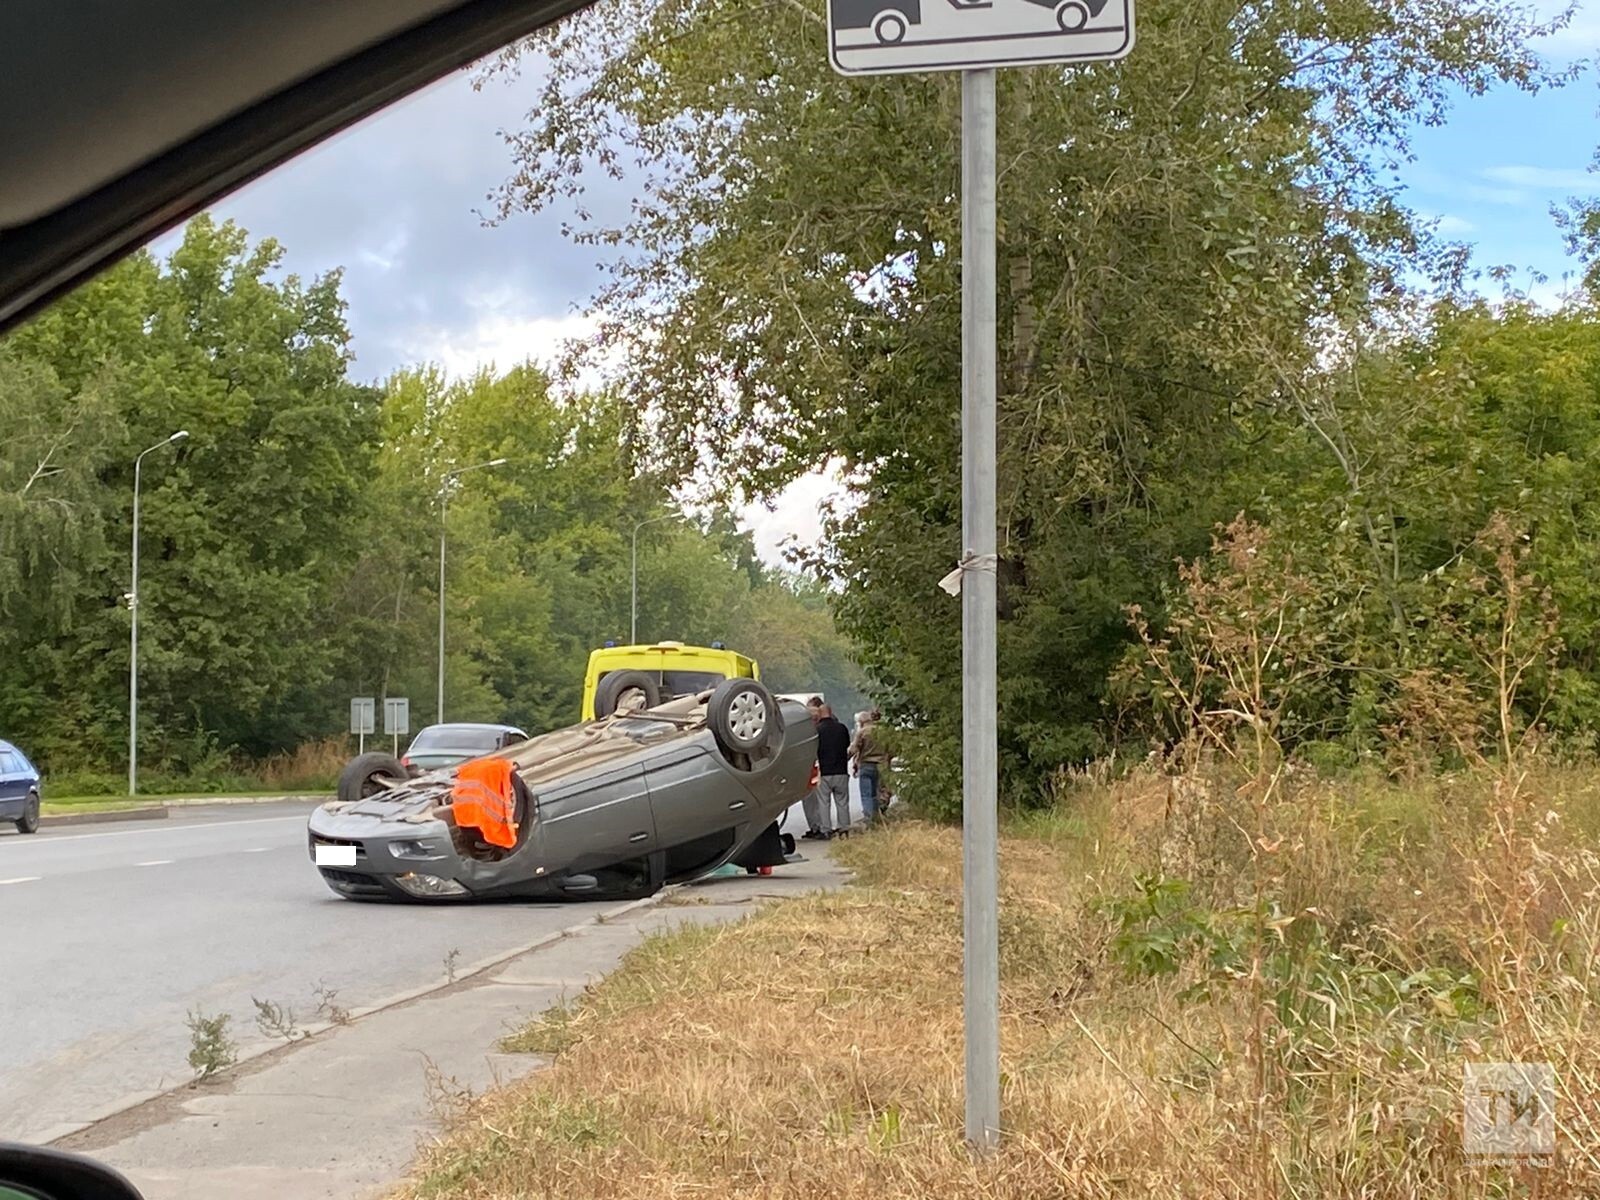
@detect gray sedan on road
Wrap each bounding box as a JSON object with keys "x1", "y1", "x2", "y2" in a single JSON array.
[
  {"x1": 401, "y1": 722, "x2": 528, "y2": 773},
  {"x1": 308, "y1": 679, "x2": 816, "y2": 902}
]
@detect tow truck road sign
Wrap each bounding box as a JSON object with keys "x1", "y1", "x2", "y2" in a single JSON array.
[{"x1": 827, "y1": 0, "x2": 1133, "y2": 75}]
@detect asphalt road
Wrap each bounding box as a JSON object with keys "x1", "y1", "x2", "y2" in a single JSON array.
[
  {"x1": 0, "y1": 802, "x2": 643, "y2": 1144},
  {"x1": 0, "y1": 784, "x2": 865, "y2": 1146}
]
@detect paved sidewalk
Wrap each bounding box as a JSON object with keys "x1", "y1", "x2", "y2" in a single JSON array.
[{"x1": 58, "y1": 850, "x2": 847, "y2": 1200}]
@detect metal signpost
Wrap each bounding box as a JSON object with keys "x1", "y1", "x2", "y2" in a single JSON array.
[
  {"x1": 384, "y1": 697, "x2": 410, "y2": 757},
  {"x1": 350, "y1": 697, "x2": 375, "y2": 756},
  {"x1": 827, "y1": 0, "x2": 1135, "y2": 1151}
]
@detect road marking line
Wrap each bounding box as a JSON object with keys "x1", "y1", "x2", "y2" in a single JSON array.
[
  {"x1": 242, "y1": 847, "x2": 271, "y2": 853},
  {"x1": 136, "y1": 859, "x2": 173, "y2": 867},
  {"x1": 25, "y1": 814, "x2": 306, "y2": 845},
  {"x1": 0, "y1": 876, "x2": 40, "y2": 885}
]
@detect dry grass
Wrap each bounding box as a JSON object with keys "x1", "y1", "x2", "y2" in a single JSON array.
[
  {"x1": 254, "y1": 736, "x2": 347, "y2": 791},
  {"x1": 400, "y1": 765, "x2": 1600, "y2": 1200}
]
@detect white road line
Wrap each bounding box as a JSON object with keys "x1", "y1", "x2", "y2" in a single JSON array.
[
  {"x1": 136, "y1": 860, "x2": 173, "y2": 867},
  {"x1": 0, "y1": 876, "x2": 40, "y2": 885},
  {"x1": 242, "y1": 847, "x2": 271, "y2": 853},
  {"x1": 19, "y1": 814, "x2": 306, "y2": 845}
]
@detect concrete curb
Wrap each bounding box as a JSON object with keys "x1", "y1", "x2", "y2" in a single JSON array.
[
  {"x1": 162, "y1": 794, "x2": 329, "y2": 807},
  {"x1": 38, "y1": 806, "x2": 169, "y2": 827},
  {"x1": 43, "y1": 886, "x2": 674, "y2": 1147},
  {"x1": 36, "y1": 795, "x2": 328, "y2": 827}
]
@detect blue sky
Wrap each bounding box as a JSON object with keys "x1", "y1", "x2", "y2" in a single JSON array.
[{"x1": 1399, "y1": 71, "x2": 1597, "y2": 299}]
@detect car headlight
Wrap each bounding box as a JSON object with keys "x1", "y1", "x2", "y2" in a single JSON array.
[
  {"x1": 390, "y1": 839, "x2": 444, "y2": 860},
  {"x1": 392, "y1": 872, "x2": 469, "y2": 898}
]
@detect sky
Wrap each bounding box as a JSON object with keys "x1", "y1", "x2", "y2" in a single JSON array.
[{"x1": 153, "y1": 6, "x2": 1600, "y2": 564}]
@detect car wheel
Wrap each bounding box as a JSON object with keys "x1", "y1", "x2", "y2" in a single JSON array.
[
  {"x1": 708, "y1": 678, "x2": 779, "y2": 755},
  {"x1": 594, "y1": 670, "x2": 662, "y2": 718},
  {"x1": 1055, "y1": 0, "x2": 1090, "y2": 30},
  {"x1": 336, "y1": 752, "x2": 411, "y2": 803},
  {"x1": 15, "y1": 791, "x2": 40, "y2": 834},
  {"x1": 872, "y1": 10, "x2": 908, "y2": 43}
]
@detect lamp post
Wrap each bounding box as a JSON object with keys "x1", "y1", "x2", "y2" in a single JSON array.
[
  {"x1": 630, "y1": 511, "x2": 685, "y2": 645},
  {"x1": 437, "y1": 458, "x2": 507, "y2": 723},
  {"x1": 129, "y1": 430, "x2": 188, "y2": 796}
]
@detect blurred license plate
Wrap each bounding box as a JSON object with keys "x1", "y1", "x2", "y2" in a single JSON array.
[{"x1": 315, "y1": 843, "x2": 357, "y2": 867}]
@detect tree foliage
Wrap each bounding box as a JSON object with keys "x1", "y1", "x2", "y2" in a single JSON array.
[
  {"x1": 0, "y1": 218, "x2": 865, "y2": 777},
  {"x1": 484, "y1": 0, "x2": 1570, "y2": 811}
]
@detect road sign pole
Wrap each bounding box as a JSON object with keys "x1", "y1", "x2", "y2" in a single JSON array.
[{"x1": 960, "y1": 65, "x2": 1000, "y2": 1152}]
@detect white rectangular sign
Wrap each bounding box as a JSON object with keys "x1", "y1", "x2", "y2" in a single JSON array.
[
  {"x1": 349, "y1": 696, "x2": 375, "y2": 736},
  {"x1": 827, "y1": 0, "x2": 1133, "y2": 76},
  {"x1": 383, "y1": 696, "x2": 409, "y2": 736},
  {"x1": 315, "y1": 843, "x2": 358, "y2": 867}
]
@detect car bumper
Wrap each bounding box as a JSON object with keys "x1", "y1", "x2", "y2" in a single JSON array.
[{"x1": 306, "y1": 809, "x2": 474, "y2": 901}]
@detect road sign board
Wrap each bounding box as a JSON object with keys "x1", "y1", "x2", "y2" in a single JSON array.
[
  {"x1": 383, "y1": 697, "x2": 410, "y2": 737},
  {"x1": 349, "y1": 697, "x2": 375, "y2": 736},
  {"x1": 827, "y1": 0, "x2": 1133, "y2": 76}
]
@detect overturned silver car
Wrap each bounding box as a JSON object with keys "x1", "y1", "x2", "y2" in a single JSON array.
[{"x1": 307, "y1": 680, "x2": 816, "y2": 902}]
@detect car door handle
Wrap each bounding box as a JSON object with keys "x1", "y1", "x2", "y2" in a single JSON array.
[
  {"x1": 629, "y1": 832, "x2": 649, "y2": 843},
  {"x1": 728, "y1": 800, "x2": 746, "y2": 811}
]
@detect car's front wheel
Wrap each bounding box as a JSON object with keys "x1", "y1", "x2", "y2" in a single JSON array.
[
  {"x1": 15, "y1": 790, "x2": 39, "y2": 834},
  {"x1": 336, "y1": 752, "x2": 411, "y2": 803},
  {"x1": 708, "y1": 678, "x2": 780, "y2": 755}
]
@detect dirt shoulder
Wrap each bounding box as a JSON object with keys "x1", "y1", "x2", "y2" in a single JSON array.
[{"x1": 398, "y1": 773, "x2": 1600, "y2": 1198}]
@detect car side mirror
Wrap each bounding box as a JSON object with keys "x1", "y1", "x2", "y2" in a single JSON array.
[{"x1": 0, "y1": 1142, "x2": 144, "y2": 1200}]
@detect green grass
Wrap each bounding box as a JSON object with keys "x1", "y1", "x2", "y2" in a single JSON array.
[
  {"x1": 41, "y1": 789, "x2": 326, "y2": 814},
  {"x1": 39, "y1": 798, "x2": 161, "y2": 816}
]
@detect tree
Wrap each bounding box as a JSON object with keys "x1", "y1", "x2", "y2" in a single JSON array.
[
  {"x1": 484, "y1": 0, "x2": 1563, "y2": 807},
  {"x1": 1, "y1": 217, "x2": 380, "y2": 765}
]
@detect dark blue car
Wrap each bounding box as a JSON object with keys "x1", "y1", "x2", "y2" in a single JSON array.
[{"x1": 0, "y1": 740, "x2": 42, "y2": 834}]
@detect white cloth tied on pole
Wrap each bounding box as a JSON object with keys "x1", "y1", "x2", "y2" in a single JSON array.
[{"x1": 937, "y1": 550, "x2": 999, "y2": 597}]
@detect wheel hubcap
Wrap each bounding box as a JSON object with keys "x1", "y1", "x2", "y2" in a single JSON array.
[{"x1": 728, "y1": 692, "x2": 767, "y2": 741}]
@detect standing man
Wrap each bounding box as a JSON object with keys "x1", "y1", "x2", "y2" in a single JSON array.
[
  {"x1": 800, "y1": 697, "x2": 831, "y2": 840},
  {"x1": 813, "y1": 702, "x2": 853, "y2": 838},
  {"x1": 851, "y1": 708, "x2": 889, "y2": 823}
]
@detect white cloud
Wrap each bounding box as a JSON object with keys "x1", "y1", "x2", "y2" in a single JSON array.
[
  {"x1": 1465, "y1": 183, "x2": 1535, "y2": 207},
  {"x1": 414, "y1": 310, "x2": 599, "y2": 380},
  {"x1": 739, "y1": 465, "x2": 854, "y2": 568},
  {"x1": 1482, "y1": 164, "x2": 1597, "y2": 191},
  {"x1": 1533, "y1": 0, "x2": 1600, "y2": 58},
  {"x1": 1434, "y1": 214, "x2": 1476, "y2": 235}
]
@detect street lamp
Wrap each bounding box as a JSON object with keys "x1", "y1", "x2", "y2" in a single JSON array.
[
  {"x1": 631, "y1": 511, "x2": 687, "y2": 645},
  {"x1": 129, "y1": 430, "x2": 188, "y2": 796},
  {"x1": 437, "y1": 458, "x2": 507, "y2": 723}
]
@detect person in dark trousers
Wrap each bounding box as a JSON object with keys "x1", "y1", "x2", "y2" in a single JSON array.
[
  {"x1": 812, "y1": 703, "x2": 853, "y2": 837},
  {"x1": 801, "y1": 697, "x2": 831, "y2": 839},
  {"x1": 850, "y1": 709, "x2": 889, "y2": 823}
]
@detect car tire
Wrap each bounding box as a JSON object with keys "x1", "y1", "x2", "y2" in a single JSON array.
[
  {"x1": 872, "y1": 10, "x2": 908, "y2": 43},
  {"x1": 1055, "y1": 0, "x2": 1090, "y2": 30},
  {"x1": 336, "y1": 752, "x2": 411, "y2": 803},
  {"x1": 594, "y1": 670, "x2": 662, "y2": 718},
  {"x1": 15, "y1": 790, "x2": 39, "y2": 834},
  {"x1": 708, "y1": 678, "x2": 780, "y2": 755}
]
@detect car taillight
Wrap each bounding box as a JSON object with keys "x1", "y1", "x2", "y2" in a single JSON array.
[{"x1": 807, "y1": 764, "x2": 820, "y2": 789}]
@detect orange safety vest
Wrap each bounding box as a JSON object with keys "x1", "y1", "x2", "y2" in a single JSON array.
[{"x1": 451, "y1": 757, "x2": 519, "y2": 849}]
